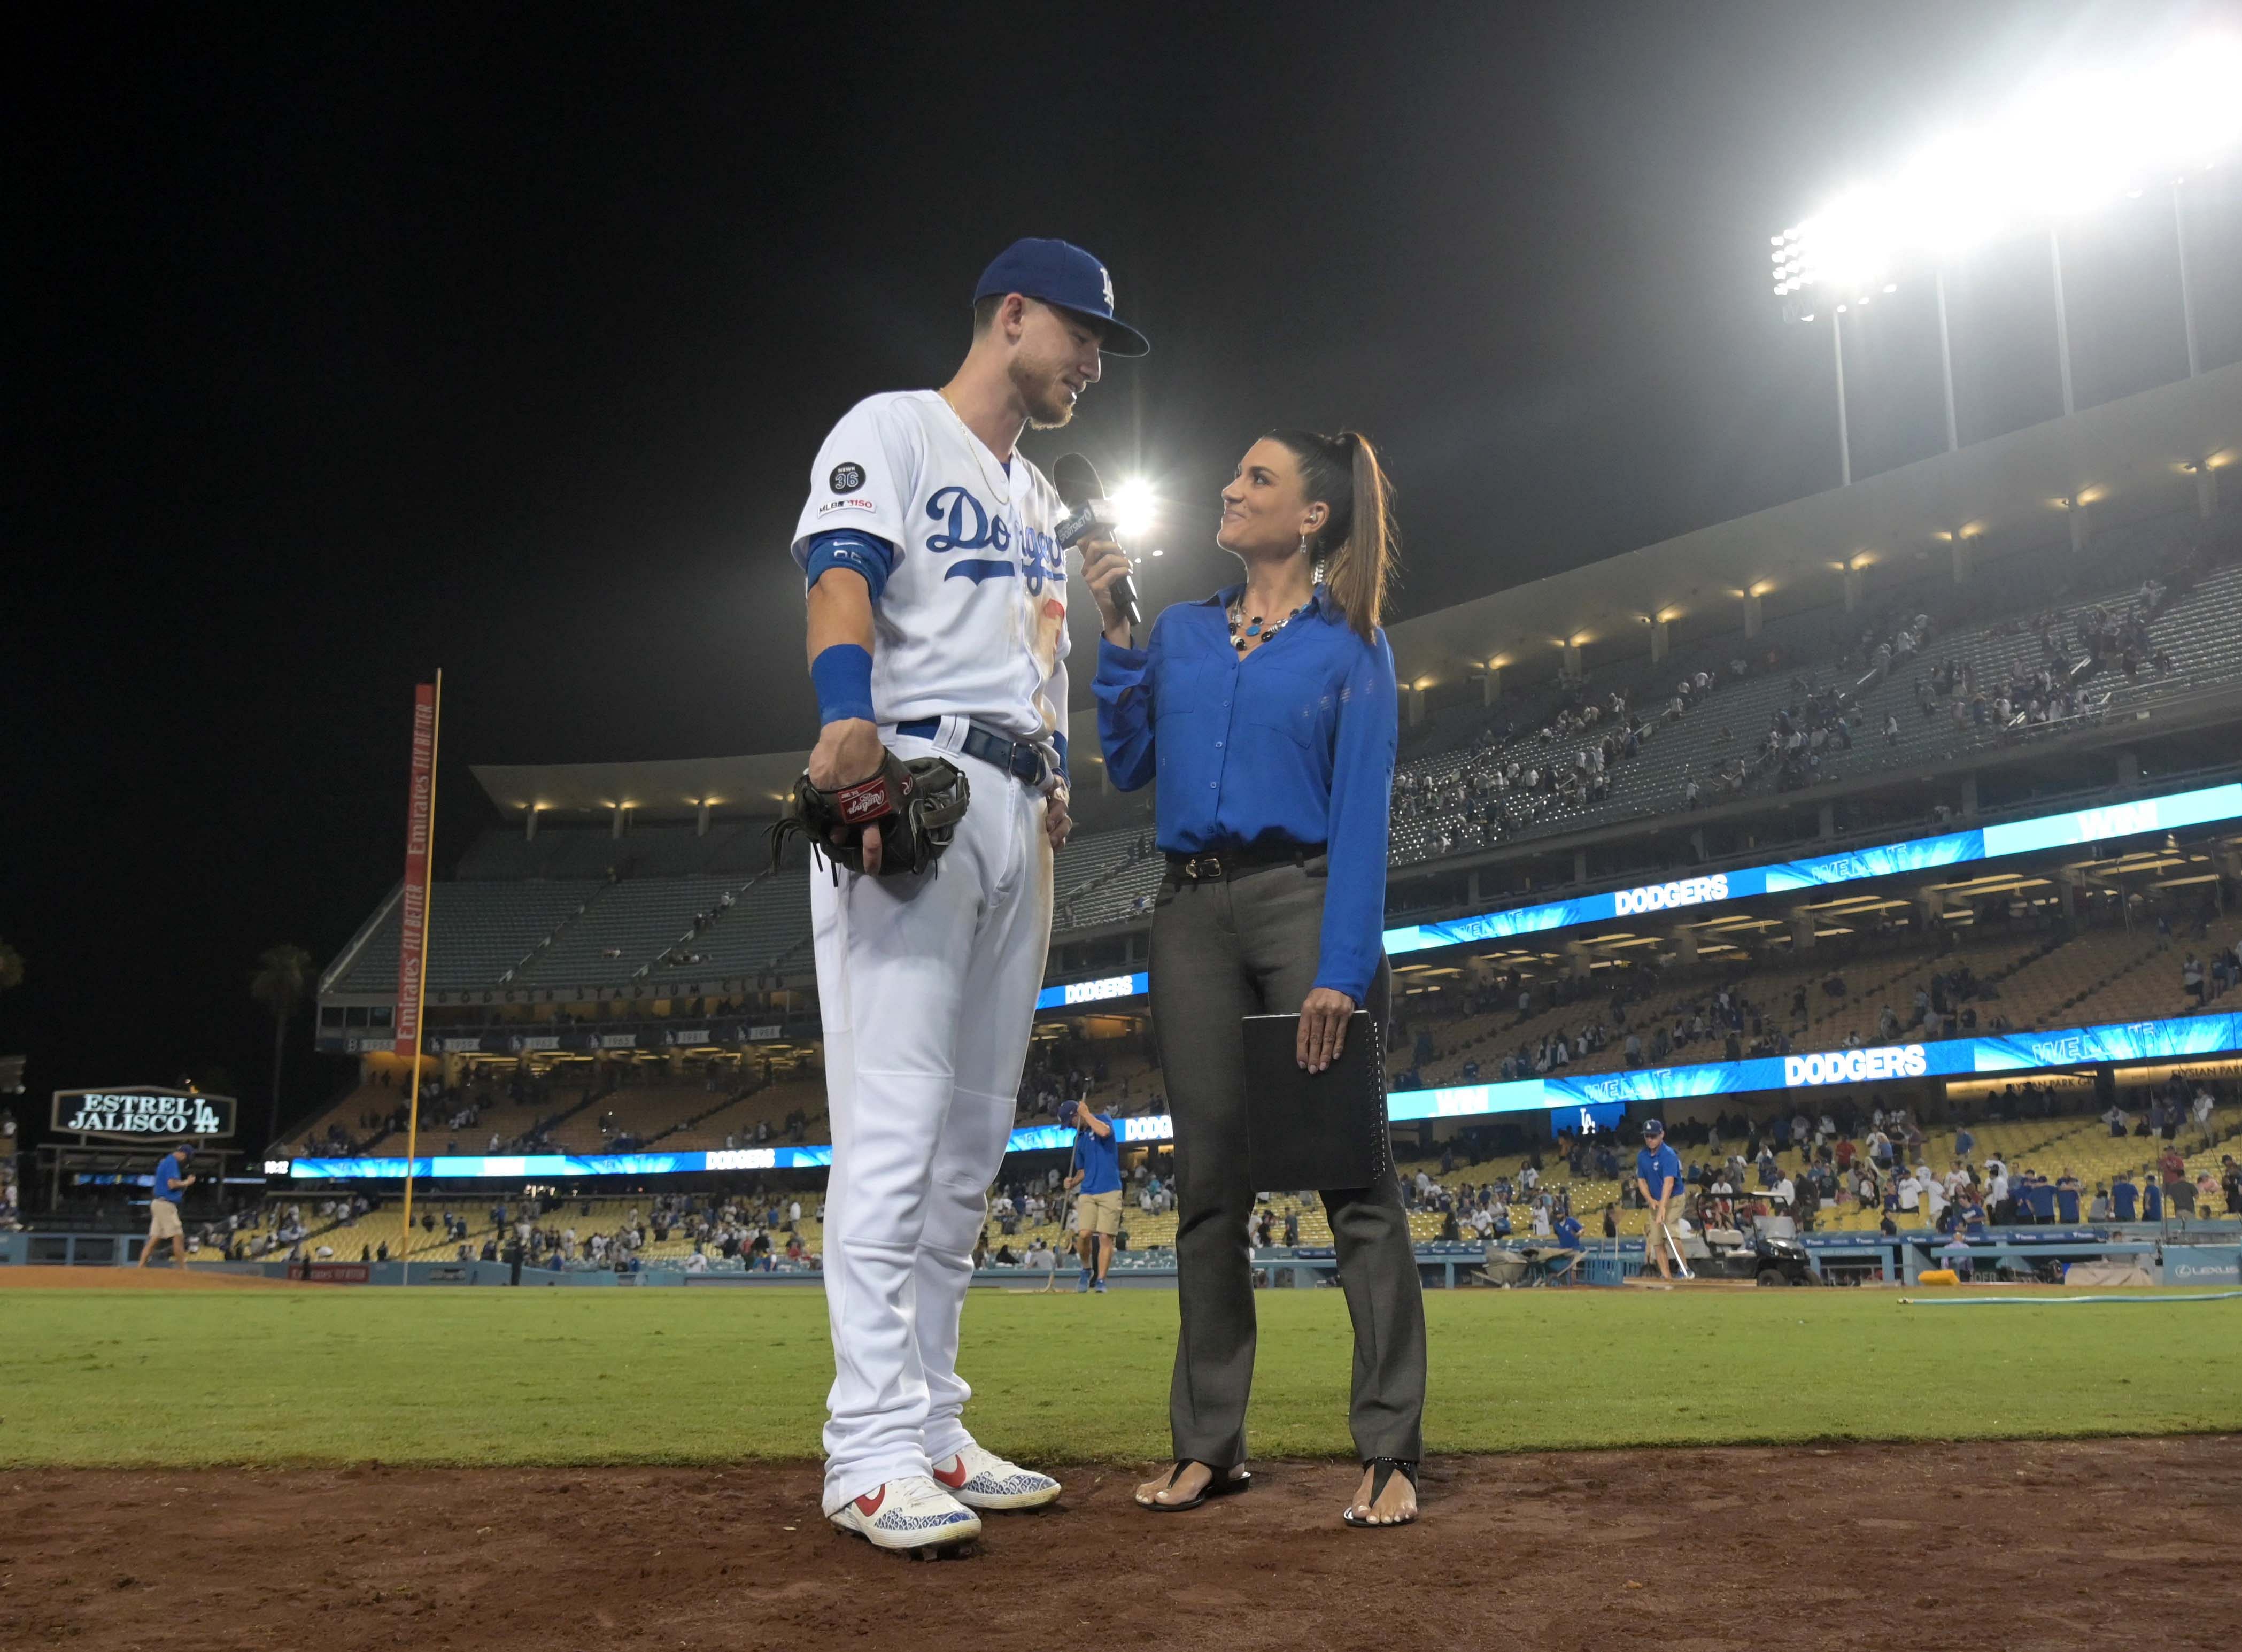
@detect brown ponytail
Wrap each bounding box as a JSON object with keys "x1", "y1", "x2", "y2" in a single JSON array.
[{"x1": 1266, "y1": 428, "x2": 1398, "y2": 644}]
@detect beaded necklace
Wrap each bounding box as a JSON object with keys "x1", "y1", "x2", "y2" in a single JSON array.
[
  {"x1": 1227, "y1": 596, "x2": 1311, "y2": 653},
  {"x1": 1228, "y1": 571, "x2": 1324, "y2": 654}
]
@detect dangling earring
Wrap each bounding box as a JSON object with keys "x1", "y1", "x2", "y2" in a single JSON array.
[
  {"x1": 1312, "y1": 556, "x2": 1326, "y2": 587},
  {"x1": 1298, "y1": 533, "x2": 1311, "y2": 558}
]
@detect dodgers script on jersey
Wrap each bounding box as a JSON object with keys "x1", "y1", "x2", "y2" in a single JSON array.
[{"x1": 791, "y1": 390, "x2": 1069, "y2": 750}]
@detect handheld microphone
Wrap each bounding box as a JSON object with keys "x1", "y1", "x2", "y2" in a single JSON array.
[{"x1": 1053, "y1": 452, "x2": 1140, "y2": 629}]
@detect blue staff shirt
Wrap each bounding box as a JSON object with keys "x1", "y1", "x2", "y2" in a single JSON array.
[
  {"x1": 1635, "y1": 1143, "x2": 1682, "y2": 1200},
  {"x1": 1093, "y1": 584, "x2": 1396, "y2": 1002},
  {"x1": 2112, "y1": 1179, "x2": 2138, "y2": 1221},
  {"x1": 151, "y1": 1153, "x2": 188, "y2": 1204},
  {"x1": 1073, "y1": 1115, "x2": 1122, "y2": 1195}
]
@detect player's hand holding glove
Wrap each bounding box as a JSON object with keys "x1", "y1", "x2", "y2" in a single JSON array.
[{"x1": 770, "y1": 747, "x2": 969, "y2": 878}]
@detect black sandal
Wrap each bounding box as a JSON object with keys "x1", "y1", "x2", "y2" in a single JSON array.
[
  {"x1": 1137, "y1": 1460, "x2": 1251, "y2": 1512},
  {"x1": 1340, "y1": 1457, "x2": 1419, "y2": 1529}
]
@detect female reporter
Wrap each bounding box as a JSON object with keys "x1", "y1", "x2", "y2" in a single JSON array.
[{"x1": 1085, "y1": 429, "x2": 1425, "y2": 1530}]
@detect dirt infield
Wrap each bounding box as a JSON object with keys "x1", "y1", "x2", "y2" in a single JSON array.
[{"x1": 5, "y1": 1437, "x2": 2234, "y2": 1650}]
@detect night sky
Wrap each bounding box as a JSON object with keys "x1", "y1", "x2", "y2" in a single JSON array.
[{"x1": 11, "y1": 1, "x2": 2239, "y2": 1149}]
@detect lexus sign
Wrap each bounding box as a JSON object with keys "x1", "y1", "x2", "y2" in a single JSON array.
[{"x1": 52, "y1": 1087, "x2": 237, "y2": 1141}]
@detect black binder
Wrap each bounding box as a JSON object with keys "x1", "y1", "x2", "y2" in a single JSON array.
[{"x1": 1241, "y1": 1011, "x2": 1389, "y2": 1191}]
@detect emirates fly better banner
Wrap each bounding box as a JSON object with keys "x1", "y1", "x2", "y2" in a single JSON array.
[{"x1": 395, "y1": 683, "x2": 437, "y2": 1055}]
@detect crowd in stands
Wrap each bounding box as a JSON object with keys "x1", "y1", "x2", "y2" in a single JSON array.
[
  {"x1": 1391, "y1": 1080, "x2": 2241, "y2": 1255},
  {"x1": 1393, "y1": 655, "x2": 1799, "y2": 856},
  {"x1": 1387, "y1": 519, "x2": 2237, "y2": 866},
  {"x1": 1388, "y1": 883, "x2": 2242, "y2": 1095},
  {"x1": 1015, "y1": 1035, "x2": 1165, "y2": 1124},
  {"x1": 1, "y1": 1108, "x2": 20, "y2": 1232},
  {"x1": 297, "y1": 1064, "x2": 604, "y2": 1159}
]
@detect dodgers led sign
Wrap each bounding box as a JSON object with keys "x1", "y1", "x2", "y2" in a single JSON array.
[
  {"x1": 1035, "y1": 971, "x2": 1148, "y2": 1012},
  {"x1": 1385, "y1": 781, "x2": 2242, "y2": 956},
  {"x1": 286, "y1": 1006, "x2": 2242, "y2": 1181}
]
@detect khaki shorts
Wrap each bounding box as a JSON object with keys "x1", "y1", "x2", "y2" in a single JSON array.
[
  {"x1": 1649, "y1": 1205, "x2": 1690, "y2": 1254},
  {"x1": 1077, "y1": 1190, "x2": 1122, "y2": 1237},
  {"x1": 148, "y1": 1200, "x2": 183, "y2": 1240}
]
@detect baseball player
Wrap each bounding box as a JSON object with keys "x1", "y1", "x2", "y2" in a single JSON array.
[{"x1": 788, "y1": 238, "x2": 1147, "y2": 1555}]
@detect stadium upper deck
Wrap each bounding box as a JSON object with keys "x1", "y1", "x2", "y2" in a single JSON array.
[{"x1": 319, "y1": 366, "x2": 2242, "y2": 1051}]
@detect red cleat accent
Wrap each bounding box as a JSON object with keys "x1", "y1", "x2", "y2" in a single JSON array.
[
  {"x1": 931, "y1": 1455, "x2": 969, "y2": 1491},
  {"x1": 853, "y1": 1486, "x2": 886, "y2": 1516}
]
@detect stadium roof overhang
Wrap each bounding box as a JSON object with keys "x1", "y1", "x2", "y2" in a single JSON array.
[
  {"x1": 471, "y1": 706, "x2": 1119, "y2": 823},
  {"x1": 472, "y1": 751, "x2": 808, "y2": 821},
  {"x1": 1383, "y1": 360, "x2": 2241, "y2": 693}
]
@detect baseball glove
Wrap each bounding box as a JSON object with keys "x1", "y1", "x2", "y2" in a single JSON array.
[{"x1": 769, "y1": 750, "x2": 969, "y2": 877}]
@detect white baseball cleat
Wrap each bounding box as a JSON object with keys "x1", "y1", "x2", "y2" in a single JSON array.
[
  {"x1": 829, "y1": 1475, "x2": 982, "y2": 1557},
  {"x1": 931, "y1": 1443, "x2": 1063, "y2": 1510}
]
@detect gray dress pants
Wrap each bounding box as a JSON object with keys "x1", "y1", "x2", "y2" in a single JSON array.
[{"x1": 1149, "y1": 860, "x2": 1426, "y2": 1468}]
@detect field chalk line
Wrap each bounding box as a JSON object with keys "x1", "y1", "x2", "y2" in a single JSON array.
[{"x1": 1899, "y1": 1290, "x2": 2242, "y2": 1307}]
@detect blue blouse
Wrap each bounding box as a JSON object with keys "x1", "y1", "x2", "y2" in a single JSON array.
[{"x1": 1092, "y1": 583, "x2": 1396, "y2": 1003}]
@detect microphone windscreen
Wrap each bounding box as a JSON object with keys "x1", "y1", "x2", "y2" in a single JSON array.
[{"x1": 1052, "y1": 452, "x2": 1104, "y2": 510}]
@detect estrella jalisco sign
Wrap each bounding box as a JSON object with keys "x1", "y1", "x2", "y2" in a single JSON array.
[{"x1": 52, "y1": 1087, "x2": 236, "y2": 1140}]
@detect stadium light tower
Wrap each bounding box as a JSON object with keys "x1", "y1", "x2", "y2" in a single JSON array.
[{"x1": 1767, "y1": 33, "x2": 2242, "y2": 482}]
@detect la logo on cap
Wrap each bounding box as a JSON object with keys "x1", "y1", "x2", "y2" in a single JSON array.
[{"x1": 1100, "y1": 266, "x2": 1114, "y2": 308}]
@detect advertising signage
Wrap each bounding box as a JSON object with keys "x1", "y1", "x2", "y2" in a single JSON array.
[
  {"x1": 52, "y1": 1087, "x2": 236, "y2": 1141},
  {"x1": 280, "y1": 1002, "x2": 2242, "y2": 1182},
  {"x1": 1019, "y1": 783, "x2": 2242, "y2": 1014},
  {"x1": 1385, "y1": 781, "x2": 2242, "y2": 957}
]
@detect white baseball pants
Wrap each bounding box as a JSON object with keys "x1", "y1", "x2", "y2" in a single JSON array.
[{"x1": 810, "y1": 729, "x2": 1053, "y2": 1515}]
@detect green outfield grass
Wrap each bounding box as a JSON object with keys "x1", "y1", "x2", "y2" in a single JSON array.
[{"x1": 5, "y1": 1285, "x2": 2238, "y2": 1469}]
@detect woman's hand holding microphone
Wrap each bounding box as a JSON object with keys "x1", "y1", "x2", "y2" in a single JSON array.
[{"x1": 1078, "y1": 536, "x2": 1137, "y2": 649}]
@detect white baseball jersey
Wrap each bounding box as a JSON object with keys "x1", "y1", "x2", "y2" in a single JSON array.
[{"x1": 792, "y1": 390, "x2": 1070, "y2": 751}]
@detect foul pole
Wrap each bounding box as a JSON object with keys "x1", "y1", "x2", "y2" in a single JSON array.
[{"x1": 395, "y1": 671, "x2": 443, "y2": 1284}]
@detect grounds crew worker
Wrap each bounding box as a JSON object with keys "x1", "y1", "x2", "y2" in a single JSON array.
[
  {"x1": 1061, "y1": 1098, "x2": 1120, "y2": 1293},
  {"x1": 1635, "y1": 1119, "x2": 1690, "y2": 1281},
  {"x1": 137, "y1": 1145, "x2": 195, "y2": 1270}
]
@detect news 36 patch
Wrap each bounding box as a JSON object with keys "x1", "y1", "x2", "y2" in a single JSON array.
[{"x1": 829, "y1": 461, "x2": 866, "y2": 495}]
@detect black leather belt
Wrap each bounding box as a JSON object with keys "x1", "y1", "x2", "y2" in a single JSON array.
[
  {"x1": 894, "y1": 719, "x2": 1049, "y2": 786},
  {"x1": 1165, "y1": 843, "x2": 1325, "y2": 884}
]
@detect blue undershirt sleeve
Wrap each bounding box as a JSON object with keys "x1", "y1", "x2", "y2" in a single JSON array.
[{"x1": 801, "y1": 530, "x2": 896, "y2": 605}]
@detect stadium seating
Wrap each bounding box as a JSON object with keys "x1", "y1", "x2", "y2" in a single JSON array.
[
  {"x1": 317, "y1": 516, "x2": 2238, "y2": 1015},
  {"x1": 325, "y1": 881, "x2": 606, "y2": 994},
  {"x1": 653, "y1": 1076, "x2": 829, "y2": 1150},
  {"x1": 1388, "y1": 520, "x2": 2240, "y2": 866}
]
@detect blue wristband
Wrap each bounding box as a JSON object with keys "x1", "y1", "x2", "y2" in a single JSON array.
[{"x1": 810, "y1": 643, "x2": 875, "y2": 726}]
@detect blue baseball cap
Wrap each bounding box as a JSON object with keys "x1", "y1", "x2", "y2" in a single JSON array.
[
  {"x1": 974, "y1": 238, "x2": 1149, "y2": 357},
  {"x1": 1642, "y1": 1118, "x2": 1666, "y2": 1137},
  {"x1": 1058, "y1": 1098, "x2": 1081, "y2": 1126}
]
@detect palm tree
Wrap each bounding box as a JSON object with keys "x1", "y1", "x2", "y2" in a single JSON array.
[{"x1": 250, "y1": 944, "x2": 315, "y2": 1146}]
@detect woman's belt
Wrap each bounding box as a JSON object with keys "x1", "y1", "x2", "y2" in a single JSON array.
[{"x1": 1165, "y1": 843, "x2": 1326, "y2": 883}]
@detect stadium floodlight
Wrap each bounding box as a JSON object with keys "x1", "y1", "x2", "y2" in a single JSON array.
[
  {"x1": 1771, "y1": 34, "x2": 2241, "y2": 304},
  {"x1": 1766, "y1": 32, "x2": 2241, "y2": 488},
  {"x1": 1109, "y1": 478, "x2": 1157, "y2": 541}
]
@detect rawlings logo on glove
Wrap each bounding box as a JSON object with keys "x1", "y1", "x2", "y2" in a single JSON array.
[
  {"x1": 836, "y1": 768, "x2": 906, "y2": 823},
  {"x1": 770, "y1": 750, "x2": 968, "y2": 878}
]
